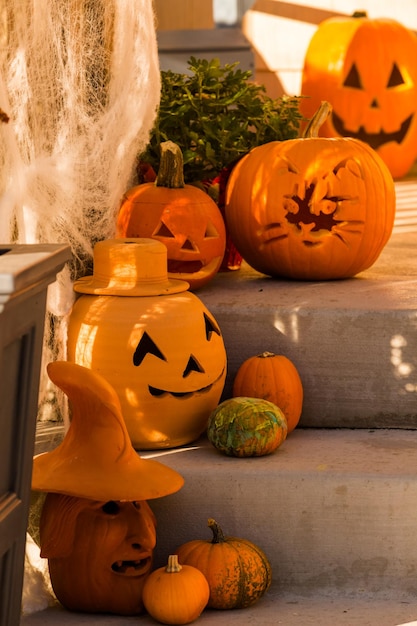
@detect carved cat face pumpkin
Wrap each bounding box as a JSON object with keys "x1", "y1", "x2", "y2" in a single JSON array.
[
  {"x1": 224, "y1": 133, "x2": 395, "y2": 280},
  {"x1": 301, "y1": 13, "x2": 417, "y2": 178},
  {"x1": 40, "y1": 494, "x2": 156, "y2": 615}
]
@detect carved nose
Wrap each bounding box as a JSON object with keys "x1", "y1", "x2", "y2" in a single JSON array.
[{"x1": 182, "y1": 355, "x2": 204, "y2": 377}]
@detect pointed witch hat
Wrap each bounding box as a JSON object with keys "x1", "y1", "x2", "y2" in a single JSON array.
[{"x1": 32, "y1": 361, "x2": 184, "y2": 501}]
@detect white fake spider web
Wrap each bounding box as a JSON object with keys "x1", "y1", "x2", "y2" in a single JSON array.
[{"x1": 0, "y1": 0, "x2": 160, "y2": 421}]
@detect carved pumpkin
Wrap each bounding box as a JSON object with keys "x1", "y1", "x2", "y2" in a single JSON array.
[
  {"x1": 117, "y1": 141, "x2": 226, "y2": 290},
  {"x1": 142, "y1": 554, "x2": 210, "y2": 624},
  {"x1": 67, "y1": 239, "x2": 227, "y2": 449},
  {"x1": 175, "y1": 518, "x2": 272, "y2": 609},
  {"x1": 225, "y1": 102, "x2": 396, "y2": 280},
  {"x1": 39, "y1": 494, "x2": 156, "y2": 615},
  {"x1": 300, "y1": 11, "x2": 417, "y2": 178},
  {"x1": 207, "y1": 396, "x2": 287, "y2": 457},
  {"x1": 232, "y1": 352, "x2": 303, "y2": 433}
]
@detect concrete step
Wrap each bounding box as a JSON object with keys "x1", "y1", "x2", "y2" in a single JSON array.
[
  {"x1": 23, "y1": 427, "x2": 417, "y2": 625},
  {"x1": 197, "y1": 231, "x2": 417, "y2": 429},
  {"x1": 18, "y1": 591, "x2": 417, "y2": 625}
]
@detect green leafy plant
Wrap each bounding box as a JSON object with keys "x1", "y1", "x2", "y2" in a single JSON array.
[{"x1": 141, "y1": 57, "x2": 304, "y2": 182}]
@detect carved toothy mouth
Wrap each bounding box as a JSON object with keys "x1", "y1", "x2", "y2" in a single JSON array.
[
  {"x1": 111, "y1": 555, "x2": 152, "y2": 577},
  {"x1": 332, "y1": 112, "x2": 413, "y2": 149},
  {"x1": 168, "y1": 259, "x2": 203, "y2": 273},
  {"x1": 167, "y1": 256, "x2": 222, "y2": 276}
]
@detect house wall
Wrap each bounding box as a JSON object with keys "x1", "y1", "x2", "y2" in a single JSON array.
[{"x1": 153, "y1": 0, "x2": 214, "y2": 31}]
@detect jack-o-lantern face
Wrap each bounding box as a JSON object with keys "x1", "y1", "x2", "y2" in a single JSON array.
[
  {"x1": 301, "y1": 14, "x2": 417, "y2": 178},
  {"x1": 40, "y1": 494, "x2": 156, "y2": 615},
  {"x1": 117, "y1": 183, "x2": 226, "y2": 290},
  {"x1": 224, "y1": 133, "x2": 395, "y2": 280},
  {"x1": 67, "y1": 291, "x2": 227, "y2": 449}
]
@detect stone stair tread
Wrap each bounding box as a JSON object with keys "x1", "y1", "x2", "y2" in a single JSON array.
[
  {"x1": 145, "y1": 429, "x2": 417, "y2": 600},
  {"x1": 197, "y1": 232, "x2": 417, "y2": 428},
  {"x1": 19, "y1": 590, "x2": 417, "y2": 625}
]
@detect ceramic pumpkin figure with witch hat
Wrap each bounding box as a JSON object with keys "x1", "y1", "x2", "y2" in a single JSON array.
[
  {"x1": 67, "y1": 238, "x2": 227, "y2": 449},
  {"x1": 32, "y1": 361, "x2": 184, "y2": 615},
  {"x1": 117, "y1": 141, "x2": 226, "y2": 290},
  {"x1": 300, "y1": 11, "x2": 417, "y2": 178}
]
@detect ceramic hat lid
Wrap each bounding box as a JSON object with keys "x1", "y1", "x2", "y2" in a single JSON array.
[
  {"x1": 73, "y1": 238, "x2": 189, "y2": 296},
  {"x1": 32, "y1": 361, "x2": 184, "y2": 501}
]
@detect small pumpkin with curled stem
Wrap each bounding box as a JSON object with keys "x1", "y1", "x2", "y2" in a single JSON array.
[
  {"x1": 142, "y1": 554, "x2": 210, "y2": 624},
  {"x1": 175, "y1": 518, "x2": 272, "y2": 610}
]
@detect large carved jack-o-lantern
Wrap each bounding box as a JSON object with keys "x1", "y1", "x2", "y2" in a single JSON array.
[
  {"x1": 32, "y1": 361, "x2": 184, "y2": 615},
  {"x1": 225, "y1": 102, "x2": 395, "y2": 280},
  {"x1": 67, "y1": 238, "x2": 227, "y2": 449},
  {"x1": 117, "y1": 141, "x2": 226, "y2": 290},
  {"x1": 301, "y1": 12, "x2": 417, "y2": 178}
]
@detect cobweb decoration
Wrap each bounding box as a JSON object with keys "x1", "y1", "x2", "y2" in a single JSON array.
[{"x1": 0, "y1": 0, "x2": 161, "y2": 421}]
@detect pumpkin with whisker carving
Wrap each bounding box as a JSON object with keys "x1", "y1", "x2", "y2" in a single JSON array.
[{"x1": 224, "y1": 102, "x2": 395, "y2": 281}]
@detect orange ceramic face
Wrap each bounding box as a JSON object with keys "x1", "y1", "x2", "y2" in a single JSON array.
[
  {"x1": 301, "y1": 17, "x2": 417, "y2": 178},
  {"x1": 224, "y1": 136, "x2": 395, "y2": 280},
  {"x1": 67, "y1": 291, "x2": 227, "y2": 449},
  {"x1": 117, "y1": 184, "x2": 226, "y2": 289},
  {"x1": 40, "y1": 494, "x2": 156, "y2": 615}
]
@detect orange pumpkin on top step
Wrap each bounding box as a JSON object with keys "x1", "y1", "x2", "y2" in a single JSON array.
[
  {"x1": 225, "y1": 101, "x2": 395, "y2": 280},
  {"x1": 300, "y1": 11, "x2": 417, "y2": 179}
]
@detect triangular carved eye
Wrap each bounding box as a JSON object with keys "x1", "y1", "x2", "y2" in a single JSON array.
[
  {"x1": 154, "y1": 222, "x2": 175, "y2": 238},
  {"x1": 183, "y1": 355, "x2": 204, "y2": 377},
  {"x1": 204, "y1": 221, "x2": 219, "y2": 238},
  {"x1": 343, "y1": 63, "x2": 362, "y2": 89},
  {"x1": 133, "y1": 332, "x2": 166, "y2": 366},
  {"x1": 204, "y1": 312, "x2": 221, "y2": 341},
  {"x1": 387, "y1": 63, "x2": 405, "y2": 88}
]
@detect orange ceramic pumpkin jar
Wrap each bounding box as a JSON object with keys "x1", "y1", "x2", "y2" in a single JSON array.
[
  {"x1": 300, "y1": 12, "x2": 417, "y2": 178},
  {"x1": 67, "y1": 238, "x2": 227, "y2": 449},
  {"x1": 225, "y1": 102, "x2": 395, "y2": 281}
]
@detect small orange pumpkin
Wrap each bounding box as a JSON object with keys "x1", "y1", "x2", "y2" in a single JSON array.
[
  {"x1": 117, "y1": 141, "x2": 226, "y2": 290},
  {"x1": 225, "y1": 101, "x2": 395, "y2": 280},
  {"x1": 142, "y1": 554, "x2": 210, "y2": 624},
  {"x1": 232, "y1": 352, "x2": 303, "y2": 433},
  {"x1": 175, "y1": 518, "x2": 272, "y2": 610}
]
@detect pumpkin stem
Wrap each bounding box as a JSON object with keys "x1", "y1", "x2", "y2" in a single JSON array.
[
  {"x1": 258, "y1": 351, "x2": 276, "y2": 358},
  {"x1": 166, "y1": 554, "x2": 183, "y2": 573},
  {"x1": 352, "y1": 10, "x2": 367, "y2": 18},
  {"x1": 156, "y1": 140, "x2": 185, "y2": 188},
  {"x1": 302, "y1": 101, "x2": 332, "y2": 139},
  {"x1": 208, "y1": 518, "x2": 226, "y2": 544}
]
